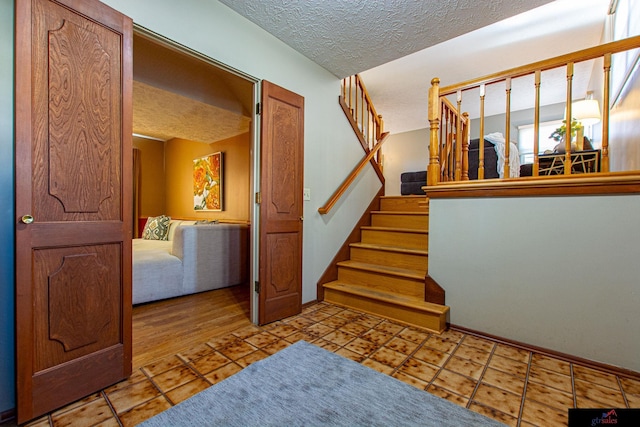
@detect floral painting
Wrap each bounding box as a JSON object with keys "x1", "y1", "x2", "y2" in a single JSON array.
[{"x1": 193, "y1": 152, "x2": 222, "y2": 211}]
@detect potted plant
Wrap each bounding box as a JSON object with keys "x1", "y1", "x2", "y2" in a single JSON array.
[
  {"x1": 549, "y1": 118, "x2": 580, "y2": 142},
  {"x1": 549, "y1": 119, "x2": 581, "y2": 153}
]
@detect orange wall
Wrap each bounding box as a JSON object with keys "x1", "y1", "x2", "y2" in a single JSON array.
[
  {"x1": 132, "y1": 136, "x2": 166, "y2": 217},
  {"x1": 164, "y1": 133, "x2": 251, "y2": 222}
]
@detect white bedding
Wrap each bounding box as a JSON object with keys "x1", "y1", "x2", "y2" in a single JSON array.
[{"x1": 485, "y1": 132, "x2": 520, "y2": 178}]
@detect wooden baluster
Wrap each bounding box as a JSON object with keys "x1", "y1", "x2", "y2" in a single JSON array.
[
  {"x1": 354, "y1": 77, "x2": 359, "y2": 130},
  {"x1": 365, "y1": 105, "x2": 370, "y2": 149},
  {"x1": 455, "y1": 90, "x2": 463, "y2": 181},
  {"x1": 376, "y1": 115, "x2": 383, "y2": 167},
  {"x1": 462, "y1": 113, "x2": 470, "y2": 180},
  {"x1": 504, "y1": 77, "x2": 511, "y2": 178},
  {"x1": 478, "y1": 84, "x2": 485, "y2": 180},
  {"x1": 602, "y1": 53, "x2": 611, "y2": 172},
  {"x1": 565, "y1": 62, "x2": 574, "y2": 175},
  {"x1": 533, "y1": 70, "x2": 541, "y2": 176},
  {"x1": 447, "y1": 110, "x2": 456, "y2": 181},
  {"x1": 427, "y1": 78, "x2": 441, "y2": 186},
  {"x1": 360, "y1": 82, "x2": 365, "y2": 143},
  {"x1": 442, "y1": 106, "x2": 449, "y2": 181},
  {"x1": 448, "y1": 108, "x2": 454, "y2": 181},
  {"x1": 438, "y1": 106, "x2": 445, "y2": 176}
]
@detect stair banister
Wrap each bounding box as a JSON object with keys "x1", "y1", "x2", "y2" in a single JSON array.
[{"x1": 318, "y1": 132, "x2": 390, "y2": 215}]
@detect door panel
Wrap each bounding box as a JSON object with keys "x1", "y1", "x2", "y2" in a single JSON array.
[
  {"x1": 15, "y1": 0, "x2": 133, "y2": 422},
  {"x1": 258, "y1": 81, "x2": 304, "y2": 325}
]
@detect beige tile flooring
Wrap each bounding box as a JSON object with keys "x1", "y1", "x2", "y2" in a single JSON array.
[{"x1": 25, "y1": 301, "x2": 640, "y2": 427}]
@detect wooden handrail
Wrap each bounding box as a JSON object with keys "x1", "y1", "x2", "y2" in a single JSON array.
[
  {"x1": 428, "y1": 34, "x2": 640, "y2": 184},
  {"x1": 319, "y1": 132, "x2": 389, "y2": 215},
  {"x1": 439, "y1": 35, "x2": 640, "y2": 95}
]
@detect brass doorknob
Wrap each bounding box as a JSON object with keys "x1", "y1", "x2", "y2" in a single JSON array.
[
  {"x1": 299, "y1": 216, "x2": 304, "y2": 221},
  {"x1": 21, "y1": 215, "x2": 34, "y2": 224}
]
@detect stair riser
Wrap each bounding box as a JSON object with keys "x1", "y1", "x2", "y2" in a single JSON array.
[
  {"x1": 380, "y1": 197, "x2": 426, "y2": 212},
  {"x1": 350, "y1": 247, "x2": 428, "y2": 271},
  {"x1": 337, "y1": 267, "x2": 425, "y2": 299},
  {"x1": 361, "y1": 230, "x2": 428, "y2": 250},
  {"x1": 324, "y1": 288, "x2": 446, "y2": 333},
  {"x1": 371, "y1": 214, "x2": 429, "y2": 230}
]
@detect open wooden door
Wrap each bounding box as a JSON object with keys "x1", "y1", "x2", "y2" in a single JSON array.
[
  {"x1": 15, "y1": 0, "x2": 133, "y2": 422},
  {"x1": 258, "y1": 81, "x2": 304, "y2": 324}
]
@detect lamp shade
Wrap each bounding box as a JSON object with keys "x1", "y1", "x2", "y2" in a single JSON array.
[{"x1": 572, "y1": 99, "x2": 601, "y2": 126}]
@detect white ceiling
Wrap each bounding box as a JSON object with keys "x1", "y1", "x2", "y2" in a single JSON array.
[{"x1": 219, "y1": 0, "x2": 612, "y2": 134}]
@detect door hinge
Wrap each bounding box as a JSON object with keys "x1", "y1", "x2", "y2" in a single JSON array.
[
  {"x1": 254, "y1": 281, "x2": 260, "y2": 293},
  {"x1": 256, "y1": 102, "x2": 261, "y2": 115},
  {"x1": 255, "y1": 192, "x2": 261, "y2": 204}
]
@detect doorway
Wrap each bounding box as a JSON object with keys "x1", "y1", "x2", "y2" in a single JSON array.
[{"x1": 131, "y1": 28, "x2": 258, "y2": 365}]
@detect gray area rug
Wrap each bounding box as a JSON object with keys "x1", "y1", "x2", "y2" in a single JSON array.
[{"x1": 140, "y1": 341, "x2": 506, "y2": 426}]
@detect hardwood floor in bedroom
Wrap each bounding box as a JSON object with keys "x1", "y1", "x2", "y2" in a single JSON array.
[
  {"x1": 22, "y1": 292, "x2": 640, "y2": 427},
  {"x1": 132, "y1": 284, "x2": 252, "y2": 368}
]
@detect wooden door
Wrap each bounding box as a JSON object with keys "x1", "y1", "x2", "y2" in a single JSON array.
[
  {"x1": 15, "y1": 0, "x2": 133, "y2": 422},
  {"x1": 258, "y1": 81, "x2": 304, "y2": 324}
]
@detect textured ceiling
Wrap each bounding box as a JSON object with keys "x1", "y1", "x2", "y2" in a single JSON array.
[
  {"x1": 360, "y1": 0, "x2": 611, "y2": 133},
  {"x1": 133, "y1": 81, "x2": 252, "y2": 143},
  {"x1": 133, "y1": 32, "x2": 253, "y2": 143},
  {"x1": 136, "y1": 0, "x2": 612, "y2": 141},
  {"x1": 217, "y1": 0, "x2": 555, "y2": 78}
]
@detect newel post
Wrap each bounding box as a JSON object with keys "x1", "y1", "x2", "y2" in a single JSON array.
[{"x1": 428, "y1": 78, "x2": 441, "y2": 186}]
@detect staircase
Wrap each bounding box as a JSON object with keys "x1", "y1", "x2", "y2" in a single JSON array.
[{"x1": 323, "y1": 195, "x2": 449, "y2": 333}]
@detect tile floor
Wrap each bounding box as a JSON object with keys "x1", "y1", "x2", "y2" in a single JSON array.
[{"x1": 23, "y1": 302, "x2": 640, "y2": 427}]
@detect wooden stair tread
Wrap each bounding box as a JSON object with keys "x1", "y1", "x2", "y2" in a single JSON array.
[
  {"x1": 361, "y1": 226, "x2": 428, "y2": 234},
  {"x1": 349, "y1": 242, "x2": 428, "y2": 256},
  {"x1": 324, "y1": 282, "x2": 449, "y2": 315},
  {"x1": 380, "y1": 195, "x2": 424, "y2": 200},
  {"x1": 371, "y1": 211, "x2": 429, "y2": 216},
  {"x1": 337, "y1": 260, "x2": 425, "y2": 278}
]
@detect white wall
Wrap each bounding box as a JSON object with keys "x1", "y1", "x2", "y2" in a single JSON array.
[
  {"x1": 101, "y1": 0, "x2": 382, "y2": 304},
  {"x1": 429, "y1": 195, "x2": 640, "y2": 371},
  {"x1": 383, "y1": 128, "x2": 429, "y2": 196},
  {"x1": 609, "y1": 57, "x2": 640, "y2": 171}
]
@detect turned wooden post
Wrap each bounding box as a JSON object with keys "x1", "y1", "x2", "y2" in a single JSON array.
[
  {"x1": 565, "y1": 62, "x2": 574, "y2": 175},
  {"x1": 533, "y1": 70, "x2": 541, "y2": 176},
  {"x1": 428, "y1": 78, "x2": 441, "y2": 186},
  {"x1": 376, "y1": 115, "x2": 384, "y2": 166},
  {"x1": 462, "y1": 113, "x2": 470, "y2": 180},
  {"x1": 602, "y1": 54, "x2": 611, "y2": 173},
  {"x1": 478, "y1": 84, "x2": 485, "y2": 180},
  {"x1": 504, "y1": 77, "x2": 511, "y2": 178},
  {"x1": 455, "y1": 91, "x2": 463, "y2": 181}
]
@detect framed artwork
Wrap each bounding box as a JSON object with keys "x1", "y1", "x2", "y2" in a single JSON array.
[{"x1": 193, "y1": 152, "x2": 223, "y2": 211}]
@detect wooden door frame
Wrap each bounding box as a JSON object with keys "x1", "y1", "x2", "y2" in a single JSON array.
[{"x1": 132, "y1": 27, "x2": 261, "y2": 324}]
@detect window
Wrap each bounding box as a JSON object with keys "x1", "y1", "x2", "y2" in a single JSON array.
[{"x1": 517, "y1": 120, "x2": 562, "y2": 164}]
